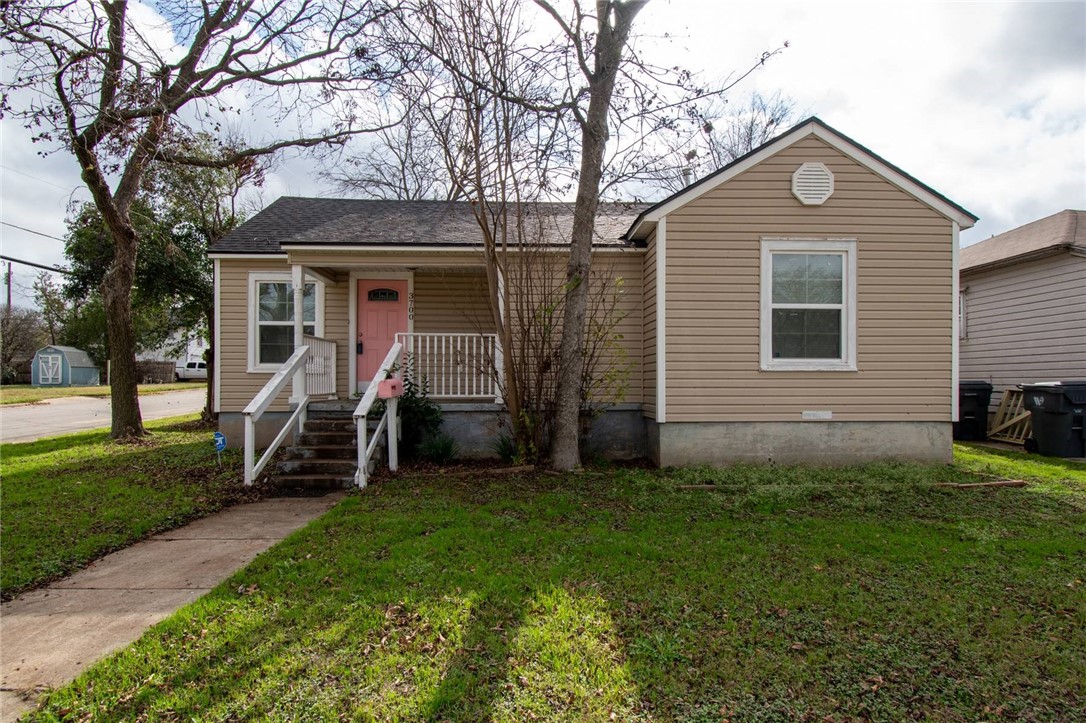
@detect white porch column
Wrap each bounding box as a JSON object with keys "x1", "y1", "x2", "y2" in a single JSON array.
[{"x1": 291, "y1": 264, "x2": 305, "y2": 404}]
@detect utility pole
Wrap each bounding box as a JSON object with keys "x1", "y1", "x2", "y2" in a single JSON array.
[{"x1": 5, "y1": 262, "x2": 11, "y2": 309}]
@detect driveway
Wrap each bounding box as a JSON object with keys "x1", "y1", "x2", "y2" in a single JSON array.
[{"x1": 0, "y1": 389, "x2": 205, "y2": 443}]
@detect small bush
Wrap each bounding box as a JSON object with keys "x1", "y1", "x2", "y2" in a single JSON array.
[
  {"x1": 419, "y1": 433, "x2": 459, "y2": 465},
  {"x1": 490, "y1": 433, "x2": 518, "y2": 463},
  {"x1": 372, "y1": 372, "x2": 443, "y2": 459}
]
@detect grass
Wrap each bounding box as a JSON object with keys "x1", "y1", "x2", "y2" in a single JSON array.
[
  {"x1": 0, "y1": 382, "x2": 200, "y2": 405},
  {"x1": 0, "y1": 415, "x2": 259, "y2": 599},
  {"x1": 23, "y1": 443, "x2": 1085, "y2": 721}
]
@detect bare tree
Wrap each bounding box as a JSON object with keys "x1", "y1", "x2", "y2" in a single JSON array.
[
  {"x1": 364, "y1": 0, "x2": 783, "y2": 468},
  {"x1": 1, "y1": 0, "x2": 398, "y2": 438},
  {"x1": 323, "y1": 107, "x2": 463, "y2": 201},
  {"x1": 0, "y1": 305, "x2": 46, "y2": 380},
  {"x1": 653, "y1": 90, "x2": 799, "y2": 194}
]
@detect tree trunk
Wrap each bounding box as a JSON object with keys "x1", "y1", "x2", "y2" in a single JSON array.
[
  {"x1": 101, "y1": 224, "x2": 145, "y2": 438},
  {"x1": 548, "y1": 1, "x2": 646, "y2": 471}
]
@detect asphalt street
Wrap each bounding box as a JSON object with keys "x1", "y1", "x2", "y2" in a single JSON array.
[{"x1": 0, "y1": 388, "x2": 206, "y2": 443}]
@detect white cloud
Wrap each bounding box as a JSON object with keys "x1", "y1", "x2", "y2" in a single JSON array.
[{"x1": 3, "y1": 0, "x2": 1084, "y2": 307}]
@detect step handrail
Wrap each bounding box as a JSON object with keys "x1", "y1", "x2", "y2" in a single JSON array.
[
  {"x1": 353, "y1": 342, "x2": 403, "y2": 488},
  {"x1": 242, "y1": 345, "x2": 310, "y2": 486}
]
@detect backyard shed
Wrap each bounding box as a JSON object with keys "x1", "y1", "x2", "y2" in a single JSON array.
[{"x1": 30, "y1": 345, "x2": 100, "y2": 387}]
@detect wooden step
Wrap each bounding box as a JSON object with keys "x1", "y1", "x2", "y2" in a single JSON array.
[
  {"x1": 284, "y1": 444, "x2": 357, "y2": 460},
  {"x1": 276, "y1": 458, "x2": 358, "y2": 476}
]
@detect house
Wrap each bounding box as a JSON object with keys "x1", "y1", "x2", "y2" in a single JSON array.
[
  {"x1": 209, "y1": 117, "x2": 976, "y2": 476},
  {"x1": 959, "y1": 210, "x2": 1086, "y2": 407}
]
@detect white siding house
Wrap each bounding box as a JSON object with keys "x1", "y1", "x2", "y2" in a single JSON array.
[{"x1": 960, "y1": 210, "x2": 1086, "y2": 406}]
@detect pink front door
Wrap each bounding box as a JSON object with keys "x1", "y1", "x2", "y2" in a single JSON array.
[{"x1": 357, "y1": 279, "x2": 409, "y2": 384}]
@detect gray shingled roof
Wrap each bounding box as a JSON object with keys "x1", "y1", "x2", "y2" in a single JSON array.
[
  {"x1": 211, "y1": 197, "x2": 649, "y2": 254},
  {"x1": 37, "y1": 345, "x2": 98, "y2": 368},
  {"x1": 961, "y1": 209, "x2": 1085, "y2": 273}
]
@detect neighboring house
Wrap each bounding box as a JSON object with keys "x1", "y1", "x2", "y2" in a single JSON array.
[
  {"x1": 959, "y1": 210, "x2": 1086, "y2": 407},
  {"x1": 209, "y1": 117, "x2": 976, "y2": 468},
  {"x1": 136, "y1": 328, "x2": 207, "y2": 364}
]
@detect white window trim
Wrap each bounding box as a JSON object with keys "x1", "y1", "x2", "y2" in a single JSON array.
[
  {"x1": 760, "y1": 238, "x2": 858, "y2": 372},
  {"x1": 247, "y1": 271, "x2": 325, "y2": 373}
]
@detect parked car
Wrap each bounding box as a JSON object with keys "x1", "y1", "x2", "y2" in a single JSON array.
[{"x1": 175, "y1": 361, "x2": 207, "y2": 381}]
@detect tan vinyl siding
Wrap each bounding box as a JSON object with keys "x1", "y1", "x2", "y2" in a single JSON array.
[
  {"x1": 413, "y1": 268, "x2": 494, "y2": 333},
  {"x1": 642, "y1": 231, "x2": 658, "y2": 419},
  {"x1": 960, "y1": 252, "x2": 1086, "y2": 405},
  {"x1": 605, "y1": 252, "x2": 644, "y2": 405},
  {"x1": 218, "y1": 251, "x2": 644, "y2": 412},
  {"x1": 663, "y1": 136, "x2": 954, "y2": 422},
  {"x1": 218, "y1": 257, "x2": 294, "y2": 413}
]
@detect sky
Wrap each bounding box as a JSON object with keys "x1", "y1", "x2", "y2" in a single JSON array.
[{"x1": 1, "y1": 0, "x2": 1084, "y2": 308}]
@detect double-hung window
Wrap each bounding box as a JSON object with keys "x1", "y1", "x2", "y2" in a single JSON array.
[
  {"x1": 248, "y1": 273, "x2": 323, "y2": 371},
  {"x1": 760, "y1": 238, "x2": 857, "y2": 371}
]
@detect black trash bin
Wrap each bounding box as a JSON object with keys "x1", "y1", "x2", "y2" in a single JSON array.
[
  {"x1": 1021, "y1": 382, "x2": 1086, "y2": 458},
  {"x1": 954, "y1": 380, "x2": 993, "y2": 441}
]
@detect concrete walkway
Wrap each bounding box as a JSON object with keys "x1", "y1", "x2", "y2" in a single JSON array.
[
  {"x1": 0, "y1": 493, "x2": 345, "y2": 722},
  {"x1": 0, "y1": 388, "x2": 206, "y2": 443}
]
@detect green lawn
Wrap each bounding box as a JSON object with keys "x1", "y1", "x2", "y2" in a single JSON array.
[
  {"x1": 0, "y1": 415, "x2": 256, "y2": 599},
  {"x1": 24, "y1": 445, "x2": 1085, "y2": 721},
  {"x1": 0, "y1": 382, "x2": 199, "y2": 405}
]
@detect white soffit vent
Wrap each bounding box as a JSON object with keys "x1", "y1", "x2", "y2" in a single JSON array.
[{"x1": 792, "y1": 162, "x2": 834, "y2": 205}]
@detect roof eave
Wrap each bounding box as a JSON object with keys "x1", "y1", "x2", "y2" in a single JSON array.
[
  {"x1": 624, "y1": 117, "x2": 978, "y2": 240},
  {"x1": 960, "y1": 244, "x2": 1072, "y2": 276}
]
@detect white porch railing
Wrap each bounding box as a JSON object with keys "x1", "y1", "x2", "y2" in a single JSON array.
[
  {"x1": 353, "y1": 342, "x2": 402, "y2": 489},
  {"x1": 395, "y1": 332, "x2": 501, "y2": 401},
  {"x1": 242, "y1": 345, "x2": 310, "y2": 486},
  {"x1": 304, "y1": 334, "x2": 337, "y2": 397}
]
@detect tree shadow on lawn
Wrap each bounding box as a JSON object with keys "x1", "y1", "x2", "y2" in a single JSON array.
[{"x1": 30, "y1": 466, "x2": 1086, "y2": 721}]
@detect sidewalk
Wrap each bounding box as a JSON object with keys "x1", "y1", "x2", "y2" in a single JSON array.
[{"x1": 0, "y1": 493, "x2": 345, "y2": 722}]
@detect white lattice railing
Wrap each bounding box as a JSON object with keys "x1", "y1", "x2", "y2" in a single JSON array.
[
  {"x1": 354, "y1": 342, "x2": 402, "y2": 489},
  {"x1": 395, "y1": 332, "x2": 501, "y2": 401},
  {"x1": 303, "y1": 334, "x2": 336, "y2": 397}
]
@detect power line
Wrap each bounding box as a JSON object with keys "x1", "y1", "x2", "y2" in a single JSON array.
[
  {"x1": 0, "y1": 221, "x2": 66, "y2": 242},
  {"x1": 0, "y1": 253, "x2": 70, "y2": 275},
  {"x1": 0, "y1": 164, "x2": 77, "y2": 192}
]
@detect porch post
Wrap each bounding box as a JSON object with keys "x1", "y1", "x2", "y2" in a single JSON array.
[{"x1": 291, "y1": 264, "x2": 305, "y2": 405}]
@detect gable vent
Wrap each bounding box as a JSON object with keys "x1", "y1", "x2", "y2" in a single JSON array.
[{"x1": 792, "y1": 162, "x2": 834, "y2": 205}]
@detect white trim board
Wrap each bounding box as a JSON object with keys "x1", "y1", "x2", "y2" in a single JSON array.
[
  {"x1": 213, "y1": 258, "x2": 222, "y2": 414},
  {"x1": 951, "y1": 221, "x2": 960, "y2": 423},
  {"x1": 627, "y1": 119, "x2": 976, "y2": 240},
  {"x1": 655, "y1": 218, "x2": 667, "y2": 423}
]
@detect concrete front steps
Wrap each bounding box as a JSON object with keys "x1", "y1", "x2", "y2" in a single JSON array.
[{"x1": 269, "y1": 401, "x2": 385, "y2": 491}]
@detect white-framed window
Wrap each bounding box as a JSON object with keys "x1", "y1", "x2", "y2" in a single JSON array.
[
  {"x1": 248, "y1": 273, "x2": 323, "y2": 372},
  {"x1": 760, "y1": 238, "x2": 857, "y2": 371}
]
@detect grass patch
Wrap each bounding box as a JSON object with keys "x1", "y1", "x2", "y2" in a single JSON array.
[
  {"x1": 0, "y1": 382, "x2": 200, "y2": 406},
  {"x1": 0, "y1": 414, "x2": 259, "y2": 599},
  {"x1": 26, "y1": 447, "x2": 1085, "y2": 720}
]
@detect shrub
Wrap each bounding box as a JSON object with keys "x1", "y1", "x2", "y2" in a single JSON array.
[{"x1": 419, "y1": 433, "x2": 459, "y2": 465}]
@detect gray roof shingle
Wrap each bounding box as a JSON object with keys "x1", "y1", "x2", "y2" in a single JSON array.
[
  {"x1": 961, "y1": 209, "x2": 1085, "y2": 273},
  {"x1": 211, "y1": 197, "x2": 649, "y2": 254}
]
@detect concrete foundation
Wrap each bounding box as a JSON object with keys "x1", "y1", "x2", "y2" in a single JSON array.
[
  {"x1": 220, "y1": 403, "x2": 649, "y2": 462},
  {"x1": 439, "y1": 402, "x2": 648, "y2": 460},
  {"x1": 218, "y1": 411, "x2": 298, "y2": 449},
  {"x1": 650, "y1": 421, "x2": 952, "y2": 466},
  {"x1": 221, "y1": 408, "x2": 948, "y2": 467}
]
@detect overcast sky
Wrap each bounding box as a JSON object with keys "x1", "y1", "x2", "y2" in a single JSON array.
[{"x1": 2, "y1": 0, "x2": 1084, "y2": 308}]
